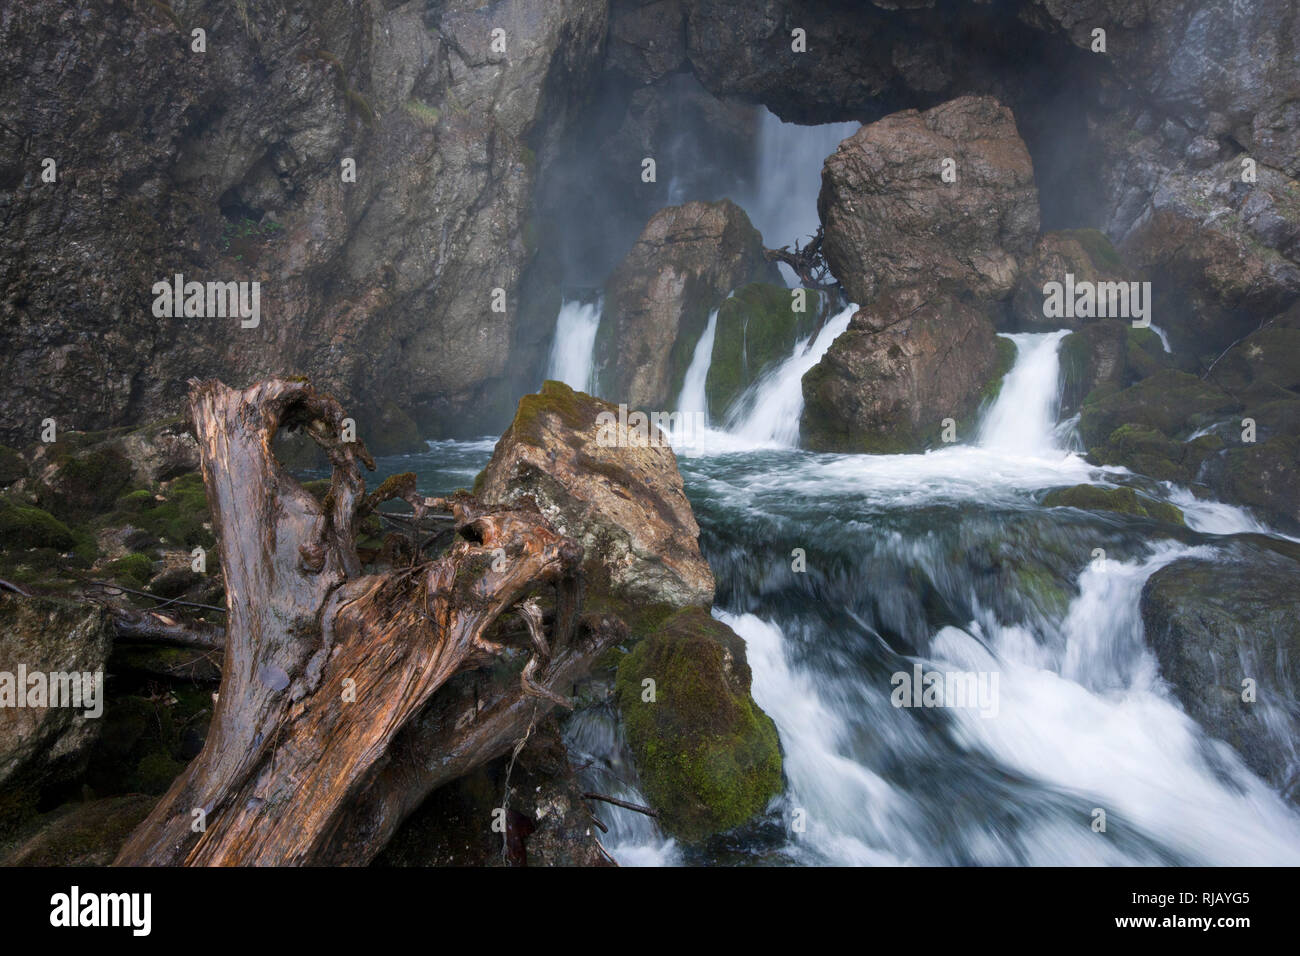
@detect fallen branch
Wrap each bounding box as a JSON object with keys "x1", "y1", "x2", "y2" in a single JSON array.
[
  {"x1": 114, "y1": 378, "x2": 608, "y2": 866},
  {"x1": 582, "y1": 792, "x2": 660, "y2": 818}
]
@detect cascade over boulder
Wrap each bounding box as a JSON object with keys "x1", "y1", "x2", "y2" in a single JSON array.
[
  {"x1": 818, "y1": 95, "x2": 1039, "y2": 306},
  {"x1": 595, "y1": 200, "x2": 780, "y2": 411},
  {"x1": 705, "y1": 283, "x2": 823, "y2": 420},
  {"x1": 800, "y1": 282, "x2": 1008, "y2": 453}
]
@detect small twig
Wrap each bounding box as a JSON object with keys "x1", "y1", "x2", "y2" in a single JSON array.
[
  {"x1": 88, "y1": 580, "x2": 226, "y2": 614},
  {"x1": 0, "y1": 578, "x2": 31, "y2": 597},
  {"x1": 581, "y1": 792, "x2": 659, "y2": 818}
]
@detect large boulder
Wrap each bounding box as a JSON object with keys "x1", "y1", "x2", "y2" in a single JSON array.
[
  {"x1": 818, "y1": 95, "x2": 1039, "y2": 306},
  {"x1": 615, "y1": 607, "x2": 782, "y2": 843},
  {"x1": 801, "y1": 283, "x2": 1009, "y2": 453},
  {"x1": 476, "y1": 381, "x2": 714, "y2": 609},
  {"x1": 0, "y1": 596, "x2": 113, "y2": 805},
  {"x1": 594, "y1": 200, "x2": 779, "y2": 410},
  {"x1": 1141, "y1": 546, "x2": 1300, "y2": 803}
]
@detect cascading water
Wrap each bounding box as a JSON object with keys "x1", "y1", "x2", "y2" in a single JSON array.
[
  {"x1": 382, "y1": 114, "x2": 1300, "y2": 866},
  {"x1": 545, "y1": 298, "x2": 602, "y2": 393},
  {"x1": 721, "y1": 304, "x2": 856, "y2": 446},
  {"x1": 676, "y1": 308, "x2": 720, "y2": 418}
]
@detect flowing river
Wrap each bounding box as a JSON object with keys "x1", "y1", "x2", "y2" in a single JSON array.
[
  {"x1": 372, "y1": 320, "x2": 1300, "y2": 866},
  {"x1": 369, "y1": 112, "x2": 1300, "y2": 866}
]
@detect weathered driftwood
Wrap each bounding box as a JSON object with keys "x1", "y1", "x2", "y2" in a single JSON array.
[{"x1": 114, "y1": 378, "x2": 612, "y2": 866}]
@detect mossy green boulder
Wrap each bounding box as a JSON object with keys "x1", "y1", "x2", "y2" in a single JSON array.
[
  {"x1": 615, "y1": 607, "x2": 782, "y2": 843},
  {"x1": 1043, "y1": 484, "x2": 1185, "y2": 525},
  {"x1": 0, "y1": 497, "x2": 76, "y2": 550},
  {"x1": 1078, "y1": 370, "x2": 1239, "y2": 447},
  {"x1": 705, "y1": 283, "x2": 820, "y2": 419}
]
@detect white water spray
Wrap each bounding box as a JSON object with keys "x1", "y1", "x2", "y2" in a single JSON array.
[
  {"x1": 545, "y1": 299, "x2": 602, "y2": 393},
  {"x1": 677, "y1": 309, "x2": 719, "y2": 419}
]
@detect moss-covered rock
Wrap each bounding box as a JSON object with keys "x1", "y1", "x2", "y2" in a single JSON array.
[
  {"x1": 615, "y1": 607, "x2": 782, "y2": 843},
  {"x1": 1042, "y1": 484, "x2": 1185, "y2": 525},
  {"x1": 0, "y1": 594, "x2": 112, "y2": 796},
  {"x1": 1079, "y1": 370, "x2": 1240, "y2": 448},
  {"x1": 1059, "y1": 320, "x2": 1128, "y2": 414},
  {"x1": 106, "y1": 552, "x2": 154, "y2": 587},
  {"x1": 1088, "y1": 424, "x2": 1223, "y2": 484},
  {"x1": 0, "y1": 497, "x2": 76, "y2": 550},
  {"x1": 479, "y1": 381, "x2": 715, "y2": 608},
  {"x1": 360, "y1": 401, "x2": 425, "y2": 456},
  {"x1": 37, "y1": 447, "x2": 134, "y2": 522},
  {"x1": 1126, "y1": 326, "x2": 1170, "y2": 381},
  {"x1": 705, "y1": 283, "x2": 820, "y2": 419},
  {"x1": 103, "y1": 471, "x2": 214, "y2": 549},
  {"x1": 1203, "y1": 436, "x2": 1300, "y2": 533}
]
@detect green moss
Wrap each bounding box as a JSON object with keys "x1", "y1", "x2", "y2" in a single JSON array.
[
  {"x1": 40, "y1": 447, "x2": 134, "y2": 522},
  {"x1": 706, "y1": 283, "x2": 819, "y2": 419},
  {"x1": 104, "y1": 471, "x2": 213, "y2": 548},
  {"x1": 1043, "y1": 484, "x2": 1185, "y2": 525},
  {"x1": 1057, "y1": 228, "x2": 1125, "y2": 272},
  {"x1": 506, "y1": 381, "x2": 611, "y2": 450},
  {"x1": 0, "y1": 498, "x2": 76, "y2": 550},
  {"x1": 403, "y1": 98, "x2": 441, "y2": 127},
  {"x1": 615, "y1": 607, "x2": 782, "y2": 843},
  {"x1": 135, "y1": 752, "x2": 186, "y2": 794},
  {"x1": 107, "y1": 553, "x2": 154, "y2": 586},
  {"x1": 1079, "y1": 370, "x2": 1239, "y2": 447}
]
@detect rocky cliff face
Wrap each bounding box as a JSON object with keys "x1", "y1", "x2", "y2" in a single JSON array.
[{"x1": 1, "y1": 0, "x2": 607, "y2": 449}]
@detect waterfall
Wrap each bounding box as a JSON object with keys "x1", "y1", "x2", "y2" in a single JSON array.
[
  {"x1": 977, "y1": 331, "x2": 1069, "y2": 455},
  {"x1": 545, "y1": 299, "x2": 602, "y2": 393},
  {"x1": 722, "y1": 304, "x2": 856, "y2": 446},
  {"x1": 676, "y1": 309, "x2": 719, "y2": 419},
  {"x1": 740, "y1": 110, "x2": 859, "y2": 285}
]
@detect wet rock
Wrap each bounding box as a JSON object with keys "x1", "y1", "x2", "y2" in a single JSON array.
[
  {"x1": 1202, "y1": 437, "x2": 1300, "y2": 534},
  {"x1": 818, "y1": 95, "x2": 1039, "y2": 306},
  {"x1": 801, "y1": 282, "x2": 1007, "y2": 453},
  {"x1": 1042, "y1": 484, "x2": 1184, "y2": 526},
  {"x1": 1059, "y1": 320, "x2": 1130, "y2": 414},
  {"x1": 1079, "y1": 370, "x2": 1240, "y2": 448},
  {"x1": 1011, "y1": 230, "x2": 1133, "y2": 331},
  {"x1": 1141, "y1": 547, "x2": 1300, "y2": 803},
  {"x1": 595, "y1": 200, "x2": 778, "y2": 411},
  {"x1": 476, "y1": 381, "x2": 714, "y2": 609},
  {"x1": 615, "y1": 607, "x2": 782, "y2": 843},
  {"x1": 0, "y1": 595, "x2": 112, "y2": 797},
  {"x1": 1088, "y1": 425, "x2": 1223, "y2": 486},
  {"x1": 705, "y1": 283, "x2": 822, "y2": 420}
]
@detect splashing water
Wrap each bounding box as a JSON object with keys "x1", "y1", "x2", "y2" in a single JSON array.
[{"x1": 545, "y1": 299, "x2": 602, "y2": 393}]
